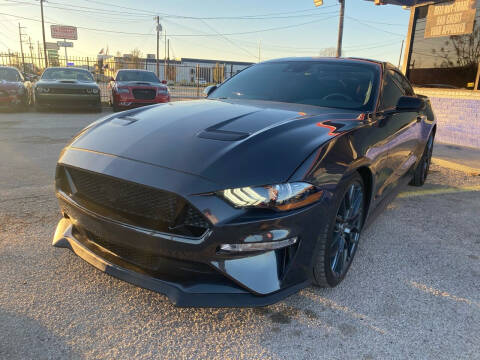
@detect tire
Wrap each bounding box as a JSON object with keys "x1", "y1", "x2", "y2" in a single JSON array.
[
  {"x1": 312, "y1": 172, "x2": 365, "y2": 288},
  {"x1": 409, "y1": 134, "x2": 434, "y2": 187}
]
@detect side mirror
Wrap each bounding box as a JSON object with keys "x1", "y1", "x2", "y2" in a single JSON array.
[
  {"x1": 203, "y1": 85, "x2": 217, "y2": 96},
  {"x1": 161, "y1": 80, "x2": 167, "y2": 84},
  {"x1": 109, "y1": 77, "x2": 114, "y2": 82},
  {"x1": 396, "y1": 96, "x2": 425, "y2": 112}
]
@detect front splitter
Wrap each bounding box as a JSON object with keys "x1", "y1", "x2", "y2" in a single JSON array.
[{"x1": 52, "y1": 218, "x2": 309, "y2": 307}]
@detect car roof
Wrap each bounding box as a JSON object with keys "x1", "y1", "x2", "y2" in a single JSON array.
[{"x1": 259, "y1": 56, "x2": 387, "y2": 71}]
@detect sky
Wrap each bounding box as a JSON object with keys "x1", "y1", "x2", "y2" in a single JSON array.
[{"x1": 0, "y1": 0, "x2": 411, "y2": 66}]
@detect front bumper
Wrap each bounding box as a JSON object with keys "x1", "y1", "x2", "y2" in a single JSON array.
[
  {"x1": 53, "y1": 218, "x2": 308, "y2": 307},
  {"x1": 53, "y1": 148, "x2": 330, "y2": 307},
  {"x1": 0, "y1": 94, "x2": 23, "y2": 108},
  {"x1": 36, "y1": 93, "x2": 101, "y2": 108}
]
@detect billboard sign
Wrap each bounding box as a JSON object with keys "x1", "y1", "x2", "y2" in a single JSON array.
[
  {"x1": 57, "y1": 41, "x2": 74, "y2": 48},
  {"x1": 425, "y1": 0, "x2": 477, "y2": 38},
  {"x1": 50, "y1": 25, "x2": 78, "y2": 40}
]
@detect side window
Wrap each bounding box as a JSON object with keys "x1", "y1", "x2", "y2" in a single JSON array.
[
  {"x1": 391, "y1": 70, "x2": 414, "y2": 96},
  {"x1": 380, "y1": 73, "x2": 404, "y2": 110}
]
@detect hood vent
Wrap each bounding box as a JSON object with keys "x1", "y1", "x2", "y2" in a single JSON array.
[
  {"x1": 197, "y1": 129, "x2": 249, "y2": 141},
  {"x1": 110, "y1": 116, "x2": 138, "y2": 126}
]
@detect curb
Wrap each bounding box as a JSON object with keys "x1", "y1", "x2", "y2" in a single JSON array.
[{"x1": 431, "y1": 157, "x2": 480, "y2": 176}]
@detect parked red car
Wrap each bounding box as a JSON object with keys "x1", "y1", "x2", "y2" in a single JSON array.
[
  {"x1": 108, "y1": 69, "x2": 170, "y2": 112},
  {"x1": 0, "y1": 66, "x2": 33, "y2": 111}
]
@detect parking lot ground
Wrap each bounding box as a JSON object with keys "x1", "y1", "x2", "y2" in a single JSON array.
[
  {"x1": 1, "y1": 110, "x2": 479, "y2": 360},
  {"x1": 433, "y1": 143, "x2": 480, "y2": 175}
]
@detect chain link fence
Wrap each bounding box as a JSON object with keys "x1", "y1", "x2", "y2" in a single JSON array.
[{"x1": 1, "y1": 52, "x2": 249, "y2": 102}]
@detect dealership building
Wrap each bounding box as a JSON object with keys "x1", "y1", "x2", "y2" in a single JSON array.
[{"x1": 387, "y1": 0, "x2": 480, "y2": 149}]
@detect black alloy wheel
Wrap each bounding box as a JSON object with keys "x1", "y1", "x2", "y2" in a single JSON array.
[
  {"x1": 330, "y1": 182, "x2": 364, "y2": 277},
  {"x1": 313, "y1": 172, "x2": 365, "y2": 287},
  {"x1": 410, "y1": 134, "x2": 434, "y2": 187}
]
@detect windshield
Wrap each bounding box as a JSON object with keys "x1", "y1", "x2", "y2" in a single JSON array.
[
  {"x1": 41, "y1": 68, "x2": 94, "y2": 82},
  {"x1": 116, "y1": 71, "x2": 159, "y2": 83},
  {"x1": 209, "y1": 61, "x2": 378, "y2": 111},
  {"x1": 0, "y1": 68, "x2": 22, "y2": 82}
]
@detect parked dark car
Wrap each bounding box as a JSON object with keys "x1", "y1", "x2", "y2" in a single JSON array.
[
  {"x1": 108, "y1": 69, "x2": 170, "y2": 112},
  {"x1": 34, "y1": 67, "x2": 101, "y2": 112},
  {"x1": 0, "y1": 66, "x2": 32, "y2": 111},
  {"x1": 53, "y1": 57, "x2": 436, "y2": 307}
]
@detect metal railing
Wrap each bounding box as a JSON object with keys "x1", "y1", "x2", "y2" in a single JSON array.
[{"x1": 1, "y1": 53, "x2": 245, "y2": 102}]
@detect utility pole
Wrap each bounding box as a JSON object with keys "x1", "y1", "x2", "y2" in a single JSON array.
[
  {"x1": 155, "y1": 16, "x2": 160, "y2": 78},
  {"x1": 37, "y1": 40, "x2": 41, "y2": 60},
  {"x1": 164, "y1": 29, "x2": 167, "y2": 80},
  {"x1": 167, "y1": 38, "x2": 169, "y2": 81},
  {"x1": 258, "y1": 40, "x2": 261, "y2": 62},
  {"x1": 336, "y1": 0, "x2": 345, "y2": 57},
  {"x1": 40, "y1": 0, "x2": 48, "y2": 67},
  {"x1": 28, "y1": 37, "x2": 34, "y2": 60},
  {"x1": 28, "y1": 36, "x2": 34, "y2": 69},
  {"x1": 18, "y1": 23, "x2": 26, "y2": 74},
  {"x1": 397, "y1": 39, "x2": 404, "y2": 69}
]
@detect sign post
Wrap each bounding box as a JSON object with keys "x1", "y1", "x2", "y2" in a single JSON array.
[
  {"x1": 56, "y1": 40, "x2": 74, "y2": 65},
  {"x1": 64, "y1": 39, "x2": 68, "y2": 65}
]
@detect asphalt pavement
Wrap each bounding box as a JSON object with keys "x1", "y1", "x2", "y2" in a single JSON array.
[{"x1": 0, "y1": 109, "x2": 479, "y2": 360}]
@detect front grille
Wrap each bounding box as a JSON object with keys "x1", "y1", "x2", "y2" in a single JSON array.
[
  {"x1": 49, "y1": 88, "x2": 86, "y2": 94},
  {"x1": 76, "y1": 227, "x2": 216, "y2": 274},
  {"x1": 56, "y1": 165, "x2": 210, "y2": 238},
  {"x1": 132, "y1": 89, "x2": 156, "y2": 100}
]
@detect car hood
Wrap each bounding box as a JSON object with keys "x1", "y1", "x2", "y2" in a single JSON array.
[
  {"x1": 70, "y1": 99, "x2": 363, "y2": 188},
  {"x1": 0, "y1": 80, "x2": 23, "y2": 90}
]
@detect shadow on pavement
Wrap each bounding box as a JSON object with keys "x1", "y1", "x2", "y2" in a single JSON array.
[{"x1": 0, "y1": 309, "x2": 82, "y2": 360}]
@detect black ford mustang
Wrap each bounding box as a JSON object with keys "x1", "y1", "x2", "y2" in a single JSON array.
[{"x1": 53, "y1": 58, "x2": 436, "y2": 307}]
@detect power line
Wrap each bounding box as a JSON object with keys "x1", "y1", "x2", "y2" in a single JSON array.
[
  {"x1": 5, "y1": 0, "x2": 339, "y2": 20},
  {"x1": 81, "y1": 0, "x2": 339, "y2": 19},
  {"x1": 0, "y1": 11, "x2": 338, "y2": 37},
  {"x1": 199, "y1": 18, "x2": 257, "y2": 60},
  {"x1": 345, "y1": 16, "x2": 405, "y2": 37}
]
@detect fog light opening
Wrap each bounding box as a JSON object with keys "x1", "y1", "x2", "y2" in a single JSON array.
[{"x1": 219, "y1": 237, "x2": 298, "y2": 253}]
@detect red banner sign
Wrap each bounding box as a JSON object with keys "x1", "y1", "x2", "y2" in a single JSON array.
[{"x1": 50, "y1": 25, "x2": 78, "y2": 40}]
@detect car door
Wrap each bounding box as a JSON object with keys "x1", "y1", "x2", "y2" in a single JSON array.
[{"x1": 375, "y1": 70, "x2": 422, "y2": 198}]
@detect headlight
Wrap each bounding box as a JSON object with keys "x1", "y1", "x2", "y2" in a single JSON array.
[
  {"x1": 157, "y1": 86, "x2": 168, "y2": 95},
  {"x1": 86, "y1": 88, "x2": 99, "y2": 94},
  {"x1": 219, "y1": 182, "x2": 322, "y2": 211},
  {"x1": 36, "y1": 87, "x2": 49, "y2": 93},
  {"x1": 116, "y1": 87, "x2": 129, "y2": 94}
]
